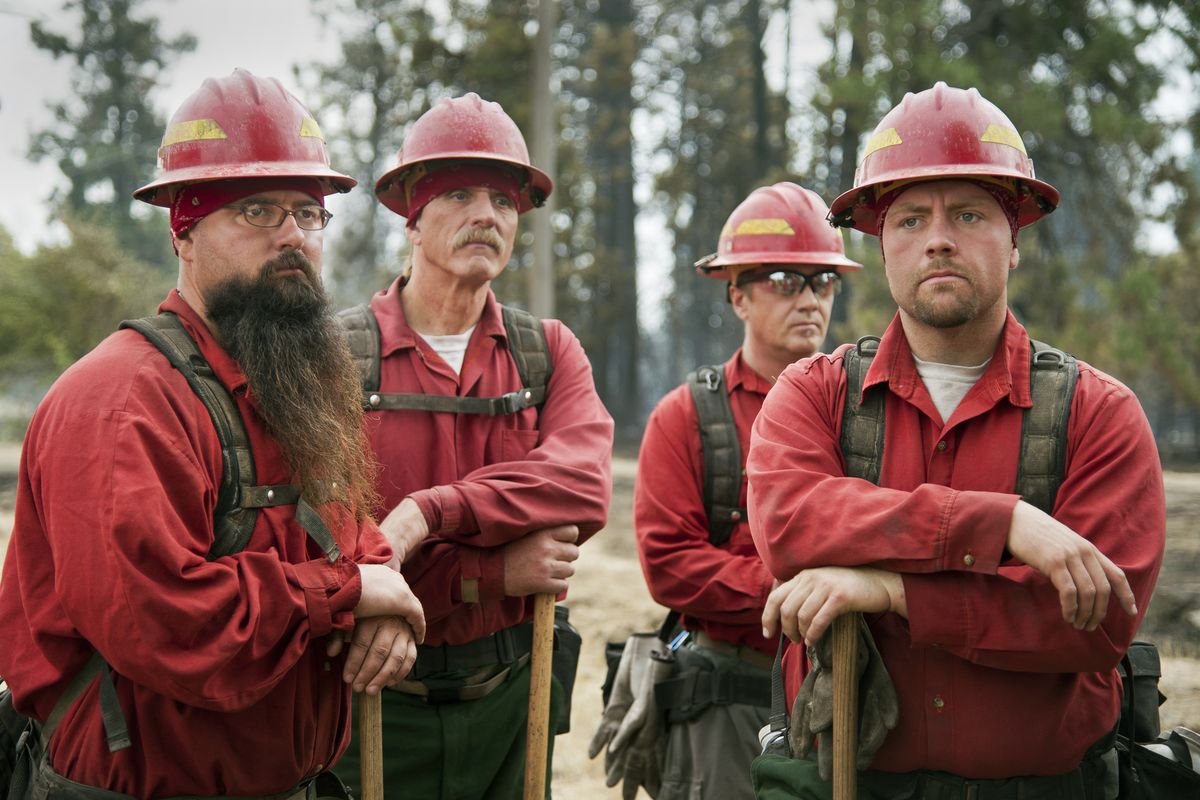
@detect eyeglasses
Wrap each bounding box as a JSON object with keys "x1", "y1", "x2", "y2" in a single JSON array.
[
  {"x1": 230, "y1": 201, "x2": 333, "y2": 231},
  {"x1": 735, "y1": 269, "x2": 842, "y2": 298}
]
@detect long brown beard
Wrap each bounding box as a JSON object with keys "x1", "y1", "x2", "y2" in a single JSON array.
[{"x1": 205, "y1": 251, "x2": 378, "y2": 522}]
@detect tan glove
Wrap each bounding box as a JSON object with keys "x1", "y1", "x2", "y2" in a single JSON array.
[
  {"x1": 588, "y1": 633, "x2": 659, "y2": 786},
  {"x1": 790, "y1": 615, "x2": 899, "y2": 781},
  {"x1": 609, "y1": 646, "x2": 674, "y2": 799}
]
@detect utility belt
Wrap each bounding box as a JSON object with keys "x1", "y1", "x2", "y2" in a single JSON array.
[
  {"x1": 654, "y1": 630, "x2": 772, "y2": 724},
  {"x1": 19, "y1": 748, "x2": 350, "y2": 800},
  {"x1": 849, "y1": 731, "x2": 1116, "y2": 800},
  {"x1": 390, "y1": 605, "x2": 581, "y2": 734}
]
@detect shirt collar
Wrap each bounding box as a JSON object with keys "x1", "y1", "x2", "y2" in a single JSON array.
[
  {"x1": 864, "y1": 309, "x2": 1033, "y2": 409},
  {"x1": 726, "y1": 348, "x2": 777, "y2": 396},
  {"x1": 159, "y1": 289, "x2": 250, "y2": 393},
  {"x1": 370, "y1": 275, "x2": 505, "y2": 357}
]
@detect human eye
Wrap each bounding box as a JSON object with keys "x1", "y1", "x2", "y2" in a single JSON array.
[
  {"x1": 241, "y1": 203, "x2": 270, "y2": 220},
  {"x1": 295, "y1": 206, "x2": 321, "y2": 223},
  {"x1": 959, "y1": 210, "x2": 980, "y2": 223},
  {"x1": 494, "y1": 193, "x2": 515, "y2": 209},
  {"x1": 448, "y1": 189, "x2": 469, "y2": 201},
  {"x1": 898, "y1": 216, "x2": 921, "y2": 230}
]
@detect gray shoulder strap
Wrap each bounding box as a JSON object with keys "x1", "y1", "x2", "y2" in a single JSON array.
[
  {"x1": 501, "y1": 305, "x2": 553, "y2": 408},
  {"x1": 337, "y1": 303, "x2": 382, "y2": 393},
  {"x1": 840, "y1": 337, "x2": 886, "y2": 485},
  {"x1": 343, "y1": 303, "x2": 554, "y2": 416},
  {"x1": 1017, "y1": 340, "x2": 1078, "y2": 514},
  {"x1": 687, "y1": 366, "x2": 744, "y2": 547}
]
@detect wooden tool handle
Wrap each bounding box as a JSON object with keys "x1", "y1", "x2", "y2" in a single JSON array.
[
  {"x1": 358, "y1": 691, "x2": 384, "y2": 800},
  {"x1": 831, "y1": 613, "x2": 861, "y2": 800},
  {"x1": 523, "y1": 593, "x2": 557, "y2": 800}
]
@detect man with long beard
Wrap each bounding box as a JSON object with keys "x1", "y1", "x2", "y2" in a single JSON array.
[
  {"x1": 333, "y1": 93, "x2": 614, "y2": 799},
  {"x1": 0, "y1": 70, "x2": 424, "y2": 800}
]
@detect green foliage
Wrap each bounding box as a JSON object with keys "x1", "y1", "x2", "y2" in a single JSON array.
[
  {"x1": 0, "y1": 219, "x2": 173, "y2": 411},
  {"x1": 28, "y1": 0, "x2": 194, "y2": 269}
]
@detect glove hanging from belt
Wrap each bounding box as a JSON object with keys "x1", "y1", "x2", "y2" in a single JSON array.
[
  {"x1": 789, "y1": 615, "x2": 899, "y2": 781},
  {"x1": 588, "y1": 633, "x2": 672, "y2": 798}
]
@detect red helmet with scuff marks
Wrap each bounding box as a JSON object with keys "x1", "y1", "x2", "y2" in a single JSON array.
[
  {"x1": 696, "y1": 182, "x2": 862, "y2": 281},
  {"x1": 134, "y1": 69, "x2": 356, "y2": 206},
  {"x1": 374, "y1": 93, "x2": 553, "y2": 217},
  {"x1": 828, "y1": 81, "x2": 1060, "y2": 235}
]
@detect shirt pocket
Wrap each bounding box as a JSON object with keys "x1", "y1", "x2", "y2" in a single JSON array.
[{"x1": 500, "y1": 428, "x2": 540, "y2": 462}]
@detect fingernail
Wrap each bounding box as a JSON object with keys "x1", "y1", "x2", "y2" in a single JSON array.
[
  {"x1": 1131, "y1": 603, "x2": 1138, "y2": 615},
  {"x1": 763, "y1": 628, "x2": 770, "y2": 638}
]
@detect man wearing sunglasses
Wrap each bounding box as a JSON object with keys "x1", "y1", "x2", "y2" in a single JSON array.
[
  {"x1": 749, "y1": 83, "x2": 1163, "y2": 798},
  {"x1": 0, "y1": 71, "x2": 424, "y2": 800},
  {"x1": 619, "y1": 183, "x2": 861, "y2": 800}
]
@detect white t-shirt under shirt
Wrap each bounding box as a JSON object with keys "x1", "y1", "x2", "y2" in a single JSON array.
[
  {"x1": 912, "y1": 353, "x2": 991, "y2": 425},
  {"x1": 421, "y1": 325, "x2": 476, "y2": 375}
]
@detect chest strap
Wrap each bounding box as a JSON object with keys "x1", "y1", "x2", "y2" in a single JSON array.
[{"x1": 338, "y1": 303, "x2": 552, "y2": 416}]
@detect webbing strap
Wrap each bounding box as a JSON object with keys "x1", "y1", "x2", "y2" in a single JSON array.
[
  {"x1": 768, "y1": 633, "x2": 789, "y2": 735},
  {"x1": 1017, "y1": 340, "x2": 1077, "y2": 514},
  {"x1": 120, "y1": 315, "x2": 304, "y2": 558},
  {"x1": 840, "y1": 335, "x2": 1077, "y2": 513},
  {"x1": 687, "y1": 365, "x2": 744, "y2": 548},
  {"x1": 40, "y1": 653, "x2": 128, "y2": 753},
  {"x1": 655, "y1": 666, "x2": 772, "y2": 717},
  {"x1": 295, "y1": 496, "x2": 342, "y2": 563},
  {"x1": 338, "y1": 303, "x2": 553, "y2": 416},
  {"x1": 840, "y1": 336, "x2": 885, "y2": 484}
]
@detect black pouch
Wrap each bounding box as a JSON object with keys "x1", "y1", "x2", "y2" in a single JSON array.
[
  {"x1": 600, "y1": 640, "x2": 626, "y2": 708},
  {"x1": 1117, "y1": 641, "x2": 1164, "y2": 742},
  {"x1": 550, "y1": 605, "x2": 582, "y2": 735}
]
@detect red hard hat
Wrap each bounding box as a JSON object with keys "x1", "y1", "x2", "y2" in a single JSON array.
[
  {"x1": 375, "y1": 93, "x2": 553, "y2": 217},
  {"x1": 696, "y1": 182, "x2": 862, "y2": 281},
  {"x1": 828, "y1": 82, "x2": 1060, "y2": 235},
  {"x1": 135, "y1": 69, "x2": 356, "y2": 206}
]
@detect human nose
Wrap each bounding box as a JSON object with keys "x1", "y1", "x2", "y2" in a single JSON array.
[
  {"x1": 272, "y1": 212, "x2": 308, "y2": 250},
  {"x1": 466, "y1": 192, "x2": 498, "y2": 225},
  {"x1": 924, "y1": 213, "x2": 958, "y2": 259}
]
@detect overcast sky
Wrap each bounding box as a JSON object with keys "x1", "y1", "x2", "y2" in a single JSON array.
[{"x1": 0, "y1": 1, "x2": 346, "y2": 253}]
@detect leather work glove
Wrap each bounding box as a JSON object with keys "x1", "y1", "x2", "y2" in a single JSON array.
[
  {"x1": 790, "y1": 616, "x2": 899, "y2": 781},
  {"x1": 589, "y1": 633, "x2": 660, "y2": 786},
  {"x1": 609, "y1": 645, "x2": 674, "y2": 799}
]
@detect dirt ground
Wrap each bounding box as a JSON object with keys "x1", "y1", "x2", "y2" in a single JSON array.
[{"x1": 1, "y1": 450, "x2": 1198, "y2": 798}]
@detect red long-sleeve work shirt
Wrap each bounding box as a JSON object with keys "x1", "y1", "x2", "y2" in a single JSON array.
[
  {"x1": 364, "y1": 278, "x2": 613, "y2": 646},
  {"x1": 634, "y1": 350, "x2": 775, "y2": 655},
  {"x1": 0, "y1": 291, "x2": 390, "y2": 798},
  {"x1": 748, "y1": 311, "x2": 1164, "y2": 778}
]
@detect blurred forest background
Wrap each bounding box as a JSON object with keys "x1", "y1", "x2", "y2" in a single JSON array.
[{"x1": 3, "y1": 0, "x2": 1200, "y2": 458}]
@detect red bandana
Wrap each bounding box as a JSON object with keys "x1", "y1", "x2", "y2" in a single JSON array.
[
  {"x1": 404, "y1": 163, "x2": 521, "y2": 226},
  {"x1": 169, "y1": 178, "x2": 326, "y2": 239}
]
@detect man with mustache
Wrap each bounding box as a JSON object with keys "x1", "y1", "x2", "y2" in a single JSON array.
[
  {"x1": 0, "y1": 70, "x2": 424, "y2": 800},
  {"x1": 333, "y1": 94, "x2": 613, "y2": 799},
  {"x1": 748, "y1": 82, "x2": 1164, "y2": 799},
  {"x1": 612, "y1": 183, "x2": 860, "y2": 800}
]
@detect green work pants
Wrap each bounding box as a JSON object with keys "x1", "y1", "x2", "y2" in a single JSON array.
[{"x1": 334, "y1": 661, "x2": 564, "y2": 800}]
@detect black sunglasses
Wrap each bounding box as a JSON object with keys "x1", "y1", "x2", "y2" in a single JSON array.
[{"x1": 735, "y1": 269, "x2": 842, "y2": 298}]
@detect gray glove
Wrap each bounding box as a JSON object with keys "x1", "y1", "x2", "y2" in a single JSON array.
[
  {"x1": 589, "y1": 633, "x2": 659, "y2": 786},
  {"x1": 609, "y1": 646, "x2": 673, "y2": 799},
  {"x1": 790, "y1": 615, "x2": 899, "y2": 781}
]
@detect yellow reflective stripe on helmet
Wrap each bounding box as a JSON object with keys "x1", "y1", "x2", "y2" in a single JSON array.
[
  {"x1": 862, "y1": 127, "x2": 903, "y2": 160},
  {"x1": 161, "y1": 119, "x2": 227, "y2": 147},
  {"x1": 980, "y1": 123, "x2": 1027, "y2": 154},
  {"x1": 734, "y1": 218, "x2": 795, "y2": 236},
  {"x1": 299, "y1": 116, "x2": 325, "y2": 141}
]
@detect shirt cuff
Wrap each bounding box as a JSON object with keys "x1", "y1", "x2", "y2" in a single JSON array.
[
  {"x1": 940, "y1": 490, "x2": 1016, "y2": 573},
  {"x1": 291, "y1": 557, "x2": 361, "y2": 638}
]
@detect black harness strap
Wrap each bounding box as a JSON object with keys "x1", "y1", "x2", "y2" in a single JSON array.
[
  {"x1": 686, "y1": 365, "x2": 745, "y2": 548},
  {"x1": 839, "y1": 335, "x2": 1078, "y2": 512},
  {"x1": 338, "y1": 303, "x2": 553, "y2": 416}
]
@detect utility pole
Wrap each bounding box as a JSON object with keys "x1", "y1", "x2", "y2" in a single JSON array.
[{"x1": 529, "y1": 0, "x2": 557, "y2": 318}]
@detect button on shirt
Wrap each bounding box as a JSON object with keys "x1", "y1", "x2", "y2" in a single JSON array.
[{"x1": 748, "y1": 311, "x2": 1164, "y2": 778}]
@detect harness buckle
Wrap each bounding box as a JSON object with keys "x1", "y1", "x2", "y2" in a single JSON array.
[
  {"x1": 497, "y1": 390, "x2": 531, "y2": 415},
  {"x1": 701, "y1": 368, "x2": 721, "y2": 392}
]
